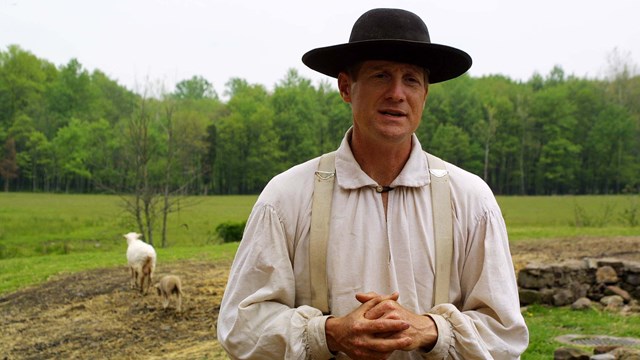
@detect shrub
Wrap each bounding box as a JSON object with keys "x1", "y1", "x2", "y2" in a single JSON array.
[
  {"x1": 0, "y1": 244, "x2": 19, "y2": 259},
  {"x1": 617, "y1": 195, "x2": 639, "y2": 227},
  {"x1": 215, "y1": 221, "x2": 246, "y2": 243},
  {"x1": 36, "y1": 241, "x2": 73, "y2": 255},
  {"x1": 572, "y1": 202, "x2": 615, "y2": 227}
]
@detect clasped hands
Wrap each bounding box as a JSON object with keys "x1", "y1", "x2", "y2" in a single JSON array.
[{"x1": 325, "y1": 292, "x2": 438, "y2": 360}]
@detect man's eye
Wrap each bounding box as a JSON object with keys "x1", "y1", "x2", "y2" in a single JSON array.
[{"x1": 407, "y1": 77, "x2": 422, "y2": 85}]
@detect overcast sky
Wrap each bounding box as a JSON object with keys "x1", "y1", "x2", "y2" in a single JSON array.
[{"x1": 2, "y1": 0, "x2": 639, "y2": 96}]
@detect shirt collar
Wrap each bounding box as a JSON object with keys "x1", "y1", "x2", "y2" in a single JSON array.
[{"x1": 335, "y1": 128, "x2": 430, "y2": 190}]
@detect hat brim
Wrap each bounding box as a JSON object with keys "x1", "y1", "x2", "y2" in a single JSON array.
[{"x1": 302, "y1": 40, "x2": 472, "y2": 84}]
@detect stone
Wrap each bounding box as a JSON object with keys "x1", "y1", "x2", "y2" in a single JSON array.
[
  {"x1": 519, "y1": 289, "x2": 541, "y2": 305},
  {"x1": 571, "y1": 297, "x2": 592, "y2": 310},
  {"x1": 518, "y1": 266, "x2": 555, "y2": 289},
  {"x1": 596, "y1": 258, "x2": 625, "y2": 272},
  {"x1": 541, "y1": 288, "x2": 556, "y2": 304},
  {"x1": 553, "y1": 288, "x2": 576, "y2": 307},
  {"x1": 590, "y1": 353, "x2": 615, "y2": 360},
  {"x1": 600, "y1": 295, "x2": 624, "y2": 307},
  {"x1": 517, "y1": 257, "x2": 639, "y2": 311},
  {"x1": 553, "y1": 347, "x2": 590, "y2": 360},
  {"x1": 588, "y1": 283, "x2": 607, "y2": 301},
  {"x1": 625, "y1": 273, "x2": 640, "y2": 286},
  {"x1": 611, "y1": 347, "x2": 640, "y2": 359},
  {"x1": 605, "y1": 285, "x2": 631, "y2": 302},
  {"x1": 596, "y1": 266, "x2": 619, "y2": 284},
  {"x1": 593, "y1": 345, "x2": 619, "y2": 354},
  {"x1": 571, "y1": 282, "x2": 590, "y2": 299}
]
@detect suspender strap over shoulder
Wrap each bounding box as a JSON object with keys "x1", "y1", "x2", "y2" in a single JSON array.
[
  {"x1": 426, "y1": 153, "x2": 453, "y2": 305},
  {"x1": 309, "y1": 151, "x2": 336, "y2": 314},
  {"x1": 309, "y1": 151, "x2": 453, "y2": 314}
]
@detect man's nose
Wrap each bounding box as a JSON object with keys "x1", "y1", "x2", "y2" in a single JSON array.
[{"x1": 385, "y1": 78, "x2": 406, "y2": 102}]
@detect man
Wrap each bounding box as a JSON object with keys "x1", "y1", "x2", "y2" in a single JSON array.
[{"x1": 217, "y1": 8, "x2": 528, "y2": 359}]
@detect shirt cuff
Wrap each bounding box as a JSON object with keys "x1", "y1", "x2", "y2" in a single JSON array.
[
  {"x1": 420, "y1": 313, "x2": 454, "y2": 359},
  {"x1": 307, "y1": 315, "x2": 335, "y2": 360}
]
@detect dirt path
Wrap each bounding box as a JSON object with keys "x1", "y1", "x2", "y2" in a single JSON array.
[{"x1": 1, "y1": 236, "x2": 638, "y2": 359}]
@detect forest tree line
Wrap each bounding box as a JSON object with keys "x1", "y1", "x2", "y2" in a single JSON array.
[{"x1": 1, "y1": 45, "x2": 639, "y2": 196}]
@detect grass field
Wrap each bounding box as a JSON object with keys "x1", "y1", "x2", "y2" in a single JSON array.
[
  {"x1": 0, "y1": 193, "x2": 255, "y2": 258},
  {"x1": 1, "y1": 193, "x2": 638, "y2": 293},
  {"x1": 1, "y1": 192, "x2": 638, "y2": 359},
  {"x1": 497, "y1": 195, "x2": 639, "y2": 240}
]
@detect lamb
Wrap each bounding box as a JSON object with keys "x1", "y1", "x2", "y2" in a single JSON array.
[
  {"x1": 155, "y1": 275, "x2": 183, "y2": 312},
  {"x1": 124, "y1": 232, "x2": 156, "y2": 295}
]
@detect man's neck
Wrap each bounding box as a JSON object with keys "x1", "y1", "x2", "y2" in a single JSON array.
[{"x1": 349, "y1": 134, "x2": 413, "y2": 186}]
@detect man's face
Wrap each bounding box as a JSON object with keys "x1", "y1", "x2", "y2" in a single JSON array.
[{"x1": 338, "y1": 60, "x2": 429, "y2": 145}]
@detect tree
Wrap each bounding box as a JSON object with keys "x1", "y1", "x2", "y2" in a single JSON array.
[
  {"x1": 215, "y1": 77, "x2": 280, "y2": 194},
  {"x1": 604, "y1": 47, "x2": 638, "y2": 107},
  {"x1": 120, "y1": 91, "x2": 160, "y2": 245},
  {"x1": 0, "y1": 45, "x2": 52, "y2": 131},
  {"x1": 51, "y1": 118, "x2": 92, "y2": 192},
  {"x1": 84, "y1": 119, "x2": 122, "y2": 191},
  {"x1": 44, "y1": 59, "x2": 95, "y2": 137},
  {"x1": 420, "y1": 74, "x2": 483, "y2": 174},
  {"x1": 529, "y1": 73, "x2": 581, "y2": 194},
  {"x1": 0, "y1": 137, "x2": 18, "y2": 192},
  {"x1": 90, "y1": 69, "x2": 137, "y2": 125},
  {"x1": 174, "y1": 75, "x2": 218, "y2": 100},
  {"x1": 202, "y1": 123, "x2": 217, "y2": 195},
  {"x1": 7, "y1": 113, "x2": 52, "y2": 191},
  {"x1": 475, "y1": 75, "x2": 520, "y2": 194},
  {"x1": 428, "y1": 124, "x2": 472, "y2": 167},
  {"x1": 272, "y1": 69, "x2": 324, "y2": 167},
  {"x1": 514, "y1": 89, "x2": 534, "y2": 195},
  {"x1": 316, "y1": 80, "x2": 351, "y2": 152},
  {"x1": 585, "y1": 104, "x2": 636, "y2": 193}
]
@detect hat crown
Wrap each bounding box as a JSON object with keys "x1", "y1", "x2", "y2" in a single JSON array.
[{"x1": 349, "y1": 8, "x2": 431, "y2": 43}]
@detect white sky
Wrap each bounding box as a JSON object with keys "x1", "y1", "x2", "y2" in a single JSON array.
[{"x1": 1, "y1": 0, "x2": 639, "y2": 96}]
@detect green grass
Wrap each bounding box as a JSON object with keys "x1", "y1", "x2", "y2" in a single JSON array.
[
  {"x1": 0, "y1": 193, "x2": 256, "y2": 257},
  {"x1": 0, "y1": 192, "x2": 252, "y2": 293},
  {"x1": 498, "y1": 195, "x2": 640, "y2": 240},
  {"x1": 522, "y1": 304, "x2": 640, "y2": 359}
]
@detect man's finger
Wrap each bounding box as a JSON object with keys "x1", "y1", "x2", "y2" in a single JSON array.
[
  {"x1": 355, "y1": 291, "x2": 399, "y2": 304},
  {"x1": 366, "y1": 318, "x2": 410, "y2": 333},
  {"x1": 366, "y1": 333, "x2": 413, "y2": 353}
]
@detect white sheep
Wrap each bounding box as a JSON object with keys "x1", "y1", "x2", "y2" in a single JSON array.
[
  {"x1": 155, "y1": 275, "x2": 183, "y2": 312},
  {"x1": 123, "y1": 232, "x2": 156, "y2": 295}
]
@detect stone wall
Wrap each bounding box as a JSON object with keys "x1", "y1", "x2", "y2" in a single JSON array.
[{"x1": 517, "y1": 258, "x2": 640, "y2": 307}]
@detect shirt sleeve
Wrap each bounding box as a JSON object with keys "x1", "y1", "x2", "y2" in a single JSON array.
[
  {"x1": 216, "y1": 202, "x2": 334, "y2": 360},
  {"x1": 423, "y1": 208, "x2": 529, "y2": 360}
]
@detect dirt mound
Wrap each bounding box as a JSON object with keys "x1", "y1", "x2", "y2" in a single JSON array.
[
  {"x1": 510, "y1": 236, "x2": 640, "y2": 271},
  {"x1": 1, "y1": 236, "x2": 638, "y2": 359}
]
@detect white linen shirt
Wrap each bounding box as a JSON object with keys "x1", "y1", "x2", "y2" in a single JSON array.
[{"x1": 217, "y1": 131, "x2": 529, "y2": 359}]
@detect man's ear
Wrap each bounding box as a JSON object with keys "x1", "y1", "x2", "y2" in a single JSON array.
[{"x1": 337, "y1": 72, "x2": 352, "y2": 103}]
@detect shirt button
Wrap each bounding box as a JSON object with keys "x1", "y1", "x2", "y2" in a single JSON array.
[{"x1": 376, "y1": 185, "x2": 383, "y2": 193}]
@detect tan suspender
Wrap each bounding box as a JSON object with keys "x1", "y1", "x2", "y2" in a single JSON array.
[
  {"x1": 426, "y1": 153, "x2": 453, "y2": 305},
  {"x1": 310, "y1": 151, "x2": 336, "y2": 314},
  {"x1": 310, "y1": 151, "x2": 452, "y2": 314}
]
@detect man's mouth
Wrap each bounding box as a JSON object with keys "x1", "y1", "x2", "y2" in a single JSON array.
[{"x1": 380, "y1": 109, "x2": 406, "y2": 117}]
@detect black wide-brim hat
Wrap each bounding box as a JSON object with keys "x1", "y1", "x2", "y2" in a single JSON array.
[{"x1": 302, "y1": 8, "x2": 472, "y2": 84}]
